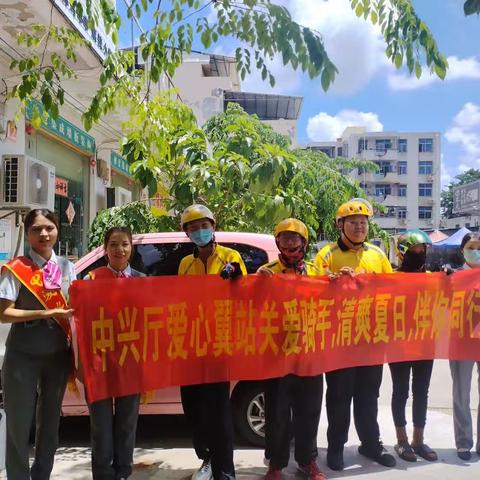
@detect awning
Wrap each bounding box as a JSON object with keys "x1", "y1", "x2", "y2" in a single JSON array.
[
  {"x1": 429, "y1": 230, "x2": 448, "y2": 243},
  {"x1": 223, "y1": 91, "x2": 303, "y2": 120},
  {"x1": 434, "y1": 226, "x2": 471, "y2": 246}
]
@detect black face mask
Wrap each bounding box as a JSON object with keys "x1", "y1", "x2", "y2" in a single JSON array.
[{"x1": 400, "y1": 250, "x2": 426, "y2": 272}]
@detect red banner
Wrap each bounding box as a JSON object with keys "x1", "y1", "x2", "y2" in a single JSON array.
[{"x1": 70, "y1": 270, "x2": 480, "y2": 402}]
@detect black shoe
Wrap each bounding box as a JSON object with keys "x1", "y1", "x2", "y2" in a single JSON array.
[
  {"x1": 358, "y1": 444, "x2": 396, "y2": 467},
  {"x1": 457, "y1": 450, "x2": 471, "y2": 461},
  {"x1": 327, "y1": 449, "x2": 344, "y2": 471}
]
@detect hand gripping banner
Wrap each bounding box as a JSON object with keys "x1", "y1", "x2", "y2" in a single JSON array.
[{"x1": 70, "y1": 270, "x2": 480, "y2": 402}]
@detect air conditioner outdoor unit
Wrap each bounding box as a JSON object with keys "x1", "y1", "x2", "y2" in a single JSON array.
[
  {"x1": 1, "y1": 154, "x2": 55, "y2": 210},
  {"x1": 106, "y1": 186, "x2": 132, "y2": 208},
  {"x1": 399, "y1": 218, "x2": 407, "y2": 225}
]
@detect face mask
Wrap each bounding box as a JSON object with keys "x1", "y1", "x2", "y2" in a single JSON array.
[
  {"x1": 401, "y1": 250, "x2": 426, "y2": 272},
  {"x1": 464, "y1": 249, "x2": 480, "y2": 266},
  {"x1": 189, "y1": 228, "x2": 213, "y2": 247}
]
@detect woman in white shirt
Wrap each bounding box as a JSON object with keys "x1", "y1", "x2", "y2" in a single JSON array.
[
  {"x1": 0, "y1": 209, "x2": 75, "y2": 479},
  {"x1": 450, "y1": 232, "x2": 480, "y2": 461}
]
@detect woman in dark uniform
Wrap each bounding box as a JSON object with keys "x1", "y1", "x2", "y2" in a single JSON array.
[
  {"x1": 84, "y1": 226, "x2": 144, "y2": 480},
  {"x1": 0, "y1": 209, "x2": 76, "y2": 480}
]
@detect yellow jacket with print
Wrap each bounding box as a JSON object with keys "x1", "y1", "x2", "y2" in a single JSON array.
[
  {"x1": 260, "y1": 258, "x2": 322, "y2": 276},
  {"x1": 314, "y1": 238, "x2": 392, "y2": 275},
  {"x1": 178, "y1": 243, "x2": 247, "y2": 276}
]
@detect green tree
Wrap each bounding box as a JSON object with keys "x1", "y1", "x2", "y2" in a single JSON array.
[
  {"x1": 441, "y1": 169, "x2": 480, "y2": 219},
  {"x1": 5, "y1": 0, "x2": 451, "y2": 129},
  {"x1": 87, "y1": 201, "x2": 176, "y2": 250},
  {"x1": 464, "y1": 0, "x2": 480, "y2": 15},
  {"x1": 119, "y1": 102, "x2": 383, "y2": 242}
]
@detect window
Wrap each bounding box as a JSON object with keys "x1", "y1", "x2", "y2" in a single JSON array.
[
  {"x1": 375, "y1": 184, "x2": 391, "y2": 197},
  {"x1": 419, "y1": 161, "x2": 433, "y2": 175},
  {"x1": 358, "y1": 138, "x2": 368, "y2": 153},
  {"x1": 419, "y1": 206, "x2": 432, "y2": 219},
  {"x1": 398, "y1": 185, "x2": 407, "y2": 197},
  {"x1": 337, "y1": 147, "x2": 343, "y2": 157},
  {"x1": 419, "y1": 138, "x2": 433, "y2": 153},
  {"x1": 375, "y1": 161, "x2": 393, "y2": 175},
  {"x1": 375, "y1": 138, "x2": 392, "y2": 153},
  {"x1": 79, "y1": 242, "x2": 269, "y2": 278},
  {"x1": 397, "y1": 207, "x2": 407, "y2": 219},
  {"x1": 419, "y1": 183, "x2": 433, "y2": 197},
  {"x1": 398, "y1": 161, "x2": 407, "y2": 175},
  {"x1": 398, "y1": 139, "x2": 407, "y2": 153}
]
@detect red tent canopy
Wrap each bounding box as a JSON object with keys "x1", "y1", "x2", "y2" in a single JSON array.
[{"x1": 429, "y1": 230, "x2": 448, "y2": 243}]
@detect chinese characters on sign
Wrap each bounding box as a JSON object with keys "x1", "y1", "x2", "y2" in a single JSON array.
[
  {"x1": 71, "y1": 271, "x2": 480, "y2": 402},
  {"x1": 55, "y1": 177, "x2": 69, "y2": 198},
  {"x1": 26, "y1": 100, "x2": 95, "y2": 154}
]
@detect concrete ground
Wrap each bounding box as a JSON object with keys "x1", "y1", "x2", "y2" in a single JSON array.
[{"x1": 2, "y1": 360, "x2": 480, "y2": 479}]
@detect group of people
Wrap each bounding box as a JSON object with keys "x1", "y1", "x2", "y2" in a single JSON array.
[{"x1": 0, "y1": 200, "x2": 479, "y2": 480}]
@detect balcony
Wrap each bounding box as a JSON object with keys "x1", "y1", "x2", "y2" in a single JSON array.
[
  {"x1": 418, "y1": 197, "x2": 435, "y2": 206},
  {"x1": 356, "y1": 148, "x2": 399, "y2": 162},
  {"x1": 358, "y1": 171, "x2": 402, "y2": 183},
  {"x1": 375, "y1": 217, "x2": 408, "y2": 229},
  {"x1": 372, "y1": 195, "x2": 408, "y2": 207},
  {"x1": 418, "y1": 218, "x2": 436, "y2": 229}
]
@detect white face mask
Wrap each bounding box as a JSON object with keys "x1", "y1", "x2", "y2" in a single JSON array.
[{"x1": 464, "y1": 249, "x2": 480, "y2": 266}]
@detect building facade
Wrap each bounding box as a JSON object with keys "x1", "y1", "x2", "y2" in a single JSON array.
[
  {"x1": 307, "y1": 127, "x2": 441, "y2": 234},
  {"x1": 0, "y1": 0, "x2": 139, "y2": 261},
  {"x1": 0, "y1": 0, "x2": 304, "y2": 262}
]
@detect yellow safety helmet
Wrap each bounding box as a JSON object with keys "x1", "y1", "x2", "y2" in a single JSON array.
[
  {"x1": 274, "y1": 218, "x2": 309, "y2": 243},
  {"x1": 180, "y1": 204, "x2": 215, "y2": 230},
  {"x1": 336, "y1": 198, "x2": 374, "y2": 223}
]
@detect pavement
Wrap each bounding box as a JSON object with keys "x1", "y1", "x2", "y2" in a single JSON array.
[{"x1": 2, "y1": 360, "x2": 480, "y2": 479}]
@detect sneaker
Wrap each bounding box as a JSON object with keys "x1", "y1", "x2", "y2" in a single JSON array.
[
  {"x1": 298, "y1": 461, "x2": 326, "y2": 480},
  {"x1": 264, "y1": 466, "x2": 282, "y2": 480},
  {"x1": 457, "y1": 449, "x2": 471, "y2": 461},
  {"x1": 327, "y1": 449, "x2": 344, "y2": 471},
  {"x1": 358, "y1": 444, "x2": 396, "y2": 467},
  {"x1": 192, "y1": 459, "x2": 213, "y2": 480}
]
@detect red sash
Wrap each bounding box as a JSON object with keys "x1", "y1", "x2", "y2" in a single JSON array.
[
  {"x1": 3, "y1": 256, "x2": 79, "y2": 395},
  {"x1": 2, "y1": 256, "x2": 71, "y2": 341}
]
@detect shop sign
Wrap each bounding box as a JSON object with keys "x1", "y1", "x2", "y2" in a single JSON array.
[
  {"x1": 54, "y1": 0, "x2": 114, "y2": 60},
  {"x1": 55, "y1": 177, "x2": 69, "y2": 198},
  {"x1": 111, "y1": 151, "x2": 131, "y2": 177},
  {"x1": 26, "y1": 100, "x2": 95, "y2": 154}
]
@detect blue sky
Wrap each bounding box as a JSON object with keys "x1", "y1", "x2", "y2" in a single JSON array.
[{"x1": 117, "y1": 0, "x2": 480, "y2": 188}]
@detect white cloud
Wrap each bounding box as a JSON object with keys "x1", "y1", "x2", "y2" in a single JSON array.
[
  {"x1": 241, "y1": 57, "x2": 303, "y2": 95},
  {"x1": 445, "y1": 102, "x2": 480, "y2": 172},
  {"x1": 209, "y1": 44, "x2": 303, "y2": 95},
  {"x1": 440, "y1": 156, "x2": 452, "y2": 189},
  {"x1": 388, "y1": 56, "x2": 480, "y2": 91},
  {"x1": 240, "y1": 0, "x2": 387, "y2": 95},
  {"x1": 306, "y1": 109, "x2": 383, "y2": 141}
]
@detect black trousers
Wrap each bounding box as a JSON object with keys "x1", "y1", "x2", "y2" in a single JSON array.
[
  {"x1": 2, "y1": 348, "x2": 71, "y2": 480},
  {"x1": 326, "y1": 365, "x2": 383, "y2": 453},
  {"x1": 265, "y1": 374, "x2": 323, "y2": 469},
  {"x1": 88, "y1": 394, "x2": 140, "y2": 480},
  {"x1": 181, "y1": 382, "x2": 235, "y2": 480},
  {"x1": 389, "y1": 360, "x2": 434, "y2": 428}
]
